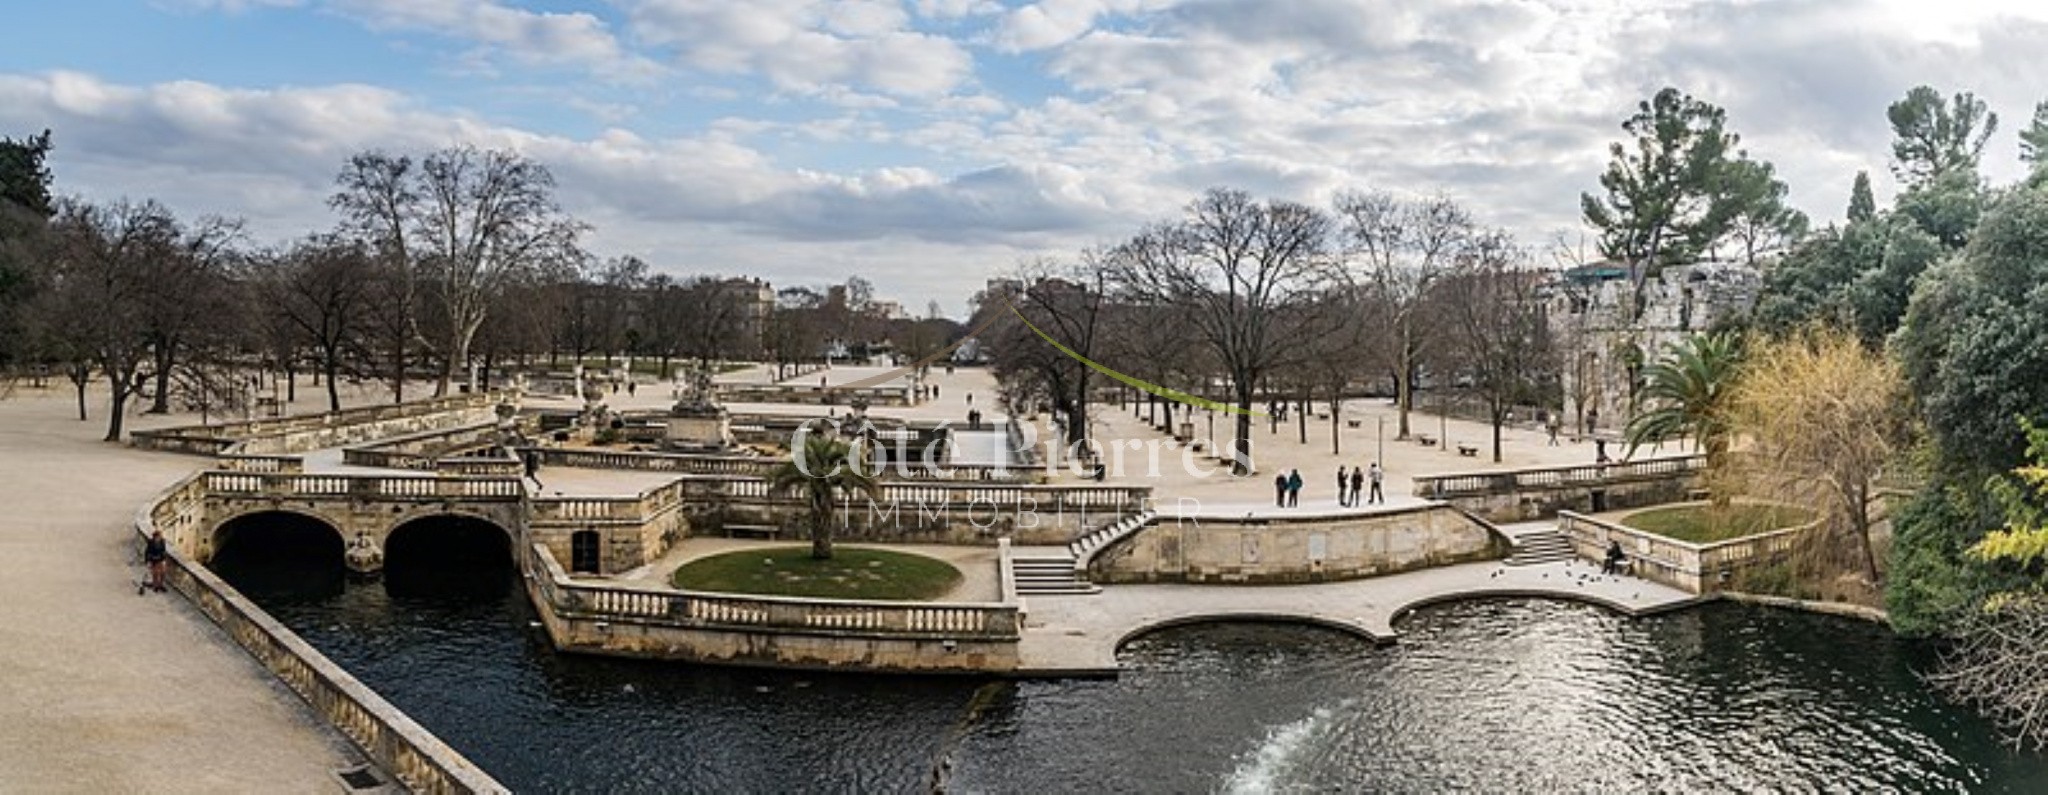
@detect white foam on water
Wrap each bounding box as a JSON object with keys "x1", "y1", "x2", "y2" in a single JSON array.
[{"x1": 1219, "y1": 700, "x2": 1352, "y2": 794}]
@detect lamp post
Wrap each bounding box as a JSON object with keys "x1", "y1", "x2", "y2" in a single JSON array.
[{"x1": 1377, "y1": 415, "x2": 1384, "y2": 466}]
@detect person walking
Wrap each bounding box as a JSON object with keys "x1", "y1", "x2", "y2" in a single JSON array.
[
  {"x1": 1368, "y1": 461, "x2": 1385, "y2": 505},
  {"x1": 523, "y1": 449, "x2": 545, "y2": 491},
  {"x1": 1547, "y1": 412, "x2": 1561, "y2": 446},
  {"x1": 1349, "y1": 465, "x2": 1365, "y2": 507},
  {"x1": 1286, "y1": 469, "x2": 1303, "y2": 507},
  {"x1": 1585, "y1": 406, "x2": 1599, "y2": 436},
  {"x1": 1336, "y1": 465, "x2": 1350, "y2": 507},
  {"x1": 142, "y1": 530, "x2": 169, "y2": 593},
  {"x1": 1273, "y1": 473, "x2": 1288, "y2": 507}
]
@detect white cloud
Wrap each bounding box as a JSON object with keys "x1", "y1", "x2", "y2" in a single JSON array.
[{"x1": 626, "y1": 0, "x2": 975, "y2": 97}]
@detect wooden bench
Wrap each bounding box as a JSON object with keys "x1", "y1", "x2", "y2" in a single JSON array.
[
  {"x1": 1456, "y1": 443, "x2": 1479, "y2": 457},
  {"x1": 724, "y1": 524, "x2": 781, "y2": 539},
  {"x1": 1416, "y1": 434, "x2": 1437, "y2": 447}
]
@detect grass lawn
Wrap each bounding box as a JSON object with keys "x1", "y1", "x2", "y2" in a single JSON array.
[
  {"x1": 1623, "y1": 503, "x2": 1817, "y2": 544},
  {"x1": 670, "y1": 546, "x2": 963, "y2": 601}
]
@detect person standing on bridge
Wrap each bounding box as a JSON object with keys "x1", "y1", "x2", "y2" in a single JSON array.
[
  {"x1": 1285, "y1": 469, "x2": 1303, "y2": 507},
  {"x1": 1273, "y1": 473, "x2": 1287, "y2": 507},
  {"x1": 1336, "y1": 465, "x2": 1349, "y2": 507},
  {"x1": 523, "y1": 449, "x2": 545, "y2": 491},
  {"x1": 1368, "y1": 462, "x2": 1384, "y2": 505},
  {"x1": 1349, "y1": 466, "x2": 1365, "y2": 507}
]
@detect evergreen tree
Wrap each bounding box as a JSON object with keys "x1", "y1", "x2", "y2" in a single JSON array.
[{"x1": 1848, "y1": 170, "x2": 1877, "y2": 222}]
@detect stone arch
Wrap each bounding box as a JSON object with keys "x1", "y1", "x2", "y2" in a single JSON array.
[
  {"x1": 1385, "y1": 589, "x2": 1649, "y2": 634},
  {"x1": 206, "y1": 507, "x2": 347, "y2": 566},
  {"x1": 1112, "y1": 612, "x2": 1388, "y2": 659},
  {"x1": 381, "y1": 512, "x2": 516, "y2": 579}
]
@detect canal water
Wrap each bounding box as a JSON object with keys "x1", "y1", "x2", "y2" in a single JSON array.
[{"x1": 213, "y1": 543, "x2": 2047, "y2": 793}]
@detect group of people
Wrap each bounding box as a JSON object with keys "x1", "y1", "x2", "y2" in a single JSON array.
[
  {"x1": 1272, "y1": 462, "x2": 1385, "y2": 507},
  {"x1": 1337, "y1": 463, "x2": 1385, "y2": 506}
]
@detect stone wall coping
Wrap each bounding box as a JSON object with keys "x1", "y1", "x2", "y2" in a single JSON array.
[{"x1": 137, "y1": 473, "x2": 505, "y2": 793}]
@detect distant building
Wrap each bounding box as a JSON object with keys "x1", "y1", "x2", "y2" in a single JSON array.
[
  {"x1": 1547, "y1": 260, "x2": 1763, "y2": 432},
  {"x1": 708, "y1": 277, "x2": 774, "y2": 357},
  {"x1": 871, "y1": 300, "x2": 908, "y2": 321}
]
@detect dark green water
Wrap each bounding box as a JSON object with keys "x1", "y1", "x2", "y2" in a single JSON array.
[{"x1": 213, "y1": 535, "x2": 2047, "y2": 793}]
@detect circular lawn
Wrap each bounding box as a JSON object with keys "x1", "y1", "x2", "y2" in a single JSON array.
[{"x1": 670, "y1": 546, "x2": 963, "y2": 601}]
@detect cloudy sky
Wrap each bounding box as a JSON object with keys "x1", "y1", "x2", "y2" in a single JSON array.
[{"x1": 6, "y1": 1, "x2": 2048, "y2": 316}]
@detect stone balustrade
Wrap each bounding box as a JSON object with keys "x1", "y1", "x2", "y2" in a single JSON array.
[
  {"x1": 528, "y1": 545, "x2": 1020, "y2": 641},
  {"x1": 133, "y1": 392, "x2": 506, "y2": 455},
  {"x1": 1413, "y1": 455, "x2": 1704, "y2": 497},
  {"x1": 202, "y1": 472, "x2": 524, "y2": 501},
  {"x1": 215, "y1": 452, "x2": 305, "y2": 474},
  {"x1": 138, "y1": 475, "x2": 504, "y2": 793},
  {"x1": 342, "y1": 421, "x2": 505, "y2": 471},
  {"x1": 532, "y1": 446, "x2": 1038, "y2": 482},
  {"x1": 1558, "y1": 508, "x2": 1818, "y2": 594}
]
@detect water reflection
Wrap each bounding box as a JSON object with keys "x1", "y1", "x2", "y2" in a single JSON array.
[{"x1": 212, "y1": 545, "x2": 2045, "y2": 793}]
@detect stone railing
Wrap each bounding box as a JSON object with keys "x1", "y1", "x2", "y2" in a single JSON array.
[
  {"x1": 343, "y1": 421, "x2": 504, "y2": 471},
  {"x1": 532, "y1": 447, "x2": 1038, "y2": 483},
  {"x1": 434, "y1": 451, "x2": 523, "y2": 477},
  {"x1": 202, "y1": 472, "x2": 525, "y2": 501},
  {"x1": 1414, "y1": 455, "x2": 1705, "y2": 498},
  {"x1": 716, "y1": 383, "x2": 918, "y2": 407},
  {"x1": 215, "y1": 452, "x2": 305, "y2": 474},
  {"x1": 132, "y1": 392, "x2": 506, "y2": 455},
  {"x1": 528, "y1": 544, "x2": 1018, "y2": 640},
  {"x1": 997, "y1": 538, "x2": 1020, "y2": 608},
  {"x1": 137, "y1": 475, "x2": 505, "y2": 793},
  {"x1": 1558, "y1": 508, "x2": 1818, "y2": 594}
]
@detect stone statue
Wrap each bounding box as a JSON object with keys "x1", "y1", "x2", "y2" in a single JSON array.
[{"x1": 344, "y1": 532, "x2": 383, "y2": 575}]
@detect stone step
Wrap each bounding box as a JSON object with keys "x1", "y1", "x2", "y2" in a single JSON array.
[
  {"x1": 1014, "y1": 583, "x2": 1101, "y2": 595},
  {"x1": 1503, "y1": 531, "x2": 1577, "y2": 566}
]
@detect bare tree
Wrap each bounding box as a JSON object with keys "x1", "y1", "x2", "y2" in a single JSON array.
[
  {"x1": 43, "y1": 199, "x2": 181, "y2": 440},
  {"x1": 1116, "y1": 188, "x2": 1335, "y2": 474},
  {"x1": 263, "y1": 235, "x2": 373, "y2": 411},
  {"x1": 330, "y1": 146, "x2": 584, "y2": 397},
  {"x1": 998, "y1": 253, "x2": 1112, "y2": 446},
  {"x1": 139, "y1": 215, "x2": 240, "y2": 413},
  {"x1": 1438, "y1": 230, "x2": 1554, "y2": 463},
  {"x1": 1334, "y1": 191, "x2": 1473, "y2": 440}
]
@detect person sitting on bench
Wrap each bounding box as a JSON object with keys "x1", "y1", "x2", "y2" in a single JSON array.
[{"x1": 1602, "y1": 540, "x2": 1627, "y2": 575}]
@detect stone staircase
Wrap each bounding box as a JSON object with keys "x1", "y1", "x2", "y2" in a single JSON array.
[
  {"x1": 1504, "y1": 527, "x2": 1577, "y2": 566},
  {"x1": 1010, "y1": 509, "x2": 1158, "y2": 596},
  {"x1": 1010, "y1": 553, "x2": 1099, "y2": 595},
  {"x1": 1069, "y1": 509, "x2": 1157, "y2": 568}
]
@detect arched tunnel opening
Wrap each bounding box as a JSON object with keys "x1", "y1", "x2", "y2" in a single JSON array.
[
  {"x1": 208, "y1": 511, "x2": 347, "y2": 601},
  {"x1": 383, "y1": 515, "x2": 515, "y2": 600}
]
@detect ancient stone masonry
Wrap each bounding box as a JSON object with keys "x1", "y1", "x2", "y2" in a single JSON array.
[{"x1": 1547, "y1": 261, "x2": 1762, "y2": 433}]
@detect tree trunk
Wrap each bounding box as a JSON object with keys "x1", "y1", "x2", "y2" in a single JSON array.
[
  {"x1": 1298, "y1": 398, "x2": 1308, "y2": 444},
  {"x1": 1491, "y1": 403, "x2": 1504, "y2": 463},
  {"x1": 811, "y1": 492, "x2": 834, "y2": 560},
  {"x1": 1330, "y1": 394, "x2": 1341, "y2": 455},
  {"x1": 149, "y1": 345, "x2": 174, "y2": 414},
  {"x1": 72, "y1": 367, "x2": 89, "y2": 421},
  {"x1": 105, "y1": 372, "x2": 131, "y2": 442},
  {"x1": 325, "y1": 357, "x2": 343, "y2": 413},
  {"x1": 285, "y1": 362, "x2": 296, "y2": 404},
  {"x1": 1233, "y1": 398, "x2": 1254, "y2": 475}
]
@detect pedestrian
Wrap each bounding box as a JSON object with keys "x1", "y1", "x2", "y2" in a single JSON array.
[
  {"x1": 1349, "y1": 465, "x2": 1365, "y2": 506},
  {"x1": 523, "y1": 449, "x2": 544, "y2": 490},
  {"x1": 1337, "y1": 465, "x2": 1350, "y2": 507},
  {"x1": 1547, "y1": 413, "x2": 1560, "y2": 446},
  {"x1": 1585, "y1": 406, "x2": 1599, "y2": 436},
  {"x1": 627, "y1": 380, "x2": 637, "y2": 397},
  {"x1": 1286, "y1": 469, "x2": 1303, "y2": 507},
  {"x1": 1595, "y1": 439, "x2": 1612, "y2": 465},
  {"x1": 1603, "y1": 540, "x2": 1626, "y2": 575},
  {"x1": 967, "y1": 392, "x2": 974, "y2": 407},
  {"x1": 143, "y1": 529, "x2": 169, "y2": 593},
  {"x1": 1273, "y1": 473, "x2": 1287, "y2": 507},
  {"x1": 1368, "y1": 461, "x2": 1384, "y2": 504}
]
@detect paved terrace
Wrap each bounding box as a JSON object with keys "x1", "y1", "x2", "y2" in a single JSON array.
[
  {"x1": 0, "y1": 381, "x2": 399, "y2": 791},
  {"x1": 1016, "y1": 555, "x2": 1699, "y2": 675}
]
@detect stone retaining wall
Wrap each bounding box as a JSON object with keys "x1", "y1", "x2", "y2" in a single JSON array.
[
  {"x1": 1088, "y1": 505, "x2": 1510, "y2": 584},
  {"x1": 524, "y1": 544, "x2": 1018, "y2": 673}
]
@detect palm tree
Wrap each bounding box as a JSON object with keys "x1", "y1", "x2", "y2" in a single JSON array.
[
  {"x1": 1626, "y1": 332, "x2": 1742, "y2": 506},
  {"x1": 768, "y1": 431, "x2": 881, "y2": 560}
]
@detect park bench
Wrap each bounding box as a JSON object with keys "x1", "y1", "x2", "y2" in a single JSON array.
[
  {"x1": 1456, "y1": 443, "x2": 1479, "y2": 457},
  {"x1": 1416, "y1": 434, "x2": 1437, "y2": 447},
  {"x1": 1346, "y1": 419, "x2": 1362, "y2": 429},
  {"x1": 724, "y1": 524, "x2": 781, "y2": 540}
]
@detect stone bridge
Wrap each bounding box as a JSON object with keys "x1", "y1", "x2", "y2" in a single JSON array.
[{"x1": 185, "y1": 472, "x2": 528, "y2": 573}]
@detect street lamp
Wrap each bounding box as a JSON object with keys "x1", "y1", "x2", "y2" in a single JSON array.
[{"x1": 1377, "y1": 415, "x2": 1384, "y2": 466}]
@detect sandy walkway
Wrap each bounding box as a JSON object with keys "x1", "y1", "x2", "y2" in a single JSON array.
[{"x1": 0, "y1": 381, "x2": 403, "y2": 792}]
